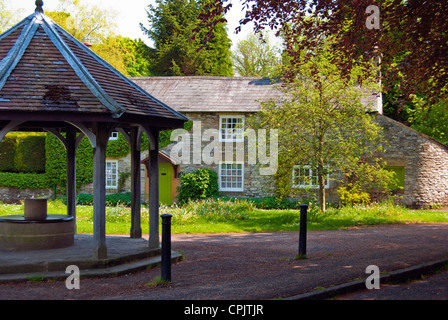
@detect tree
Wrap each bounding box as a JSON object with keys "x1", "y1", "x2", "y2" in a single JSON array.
[
  {"x1": 0, "y1": 0, "x2": 24, "y2": 34},
  {"x1": 140, "y1": 0, "x2": 233, "y2": 76},
  {"x1": 231, "y1": 32, "x2": 282, "y2": 77},
  {"x1": 199, "y1": 0, "x2": 448, "y2": 105},
  {"x1": 249, "y1": 39, "x2": 384, "y2": 211},
  {"x1": 46, "y1": 0, "x2": 117, "y2": 43},
  {"x1": 92, "y1": 36, "x2": 155, "y2": 77}
]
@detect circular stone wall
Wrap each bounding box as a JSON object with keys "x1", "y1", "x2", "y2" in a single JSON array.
[{"x1": 0, "y1": 215, "x2": 75, "y2": 251}]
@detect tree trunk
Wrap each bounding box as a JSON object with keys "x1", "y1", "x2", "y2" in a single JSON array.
[{"x1": 318, "y1": 163, "x2": 326, "y2": 212}]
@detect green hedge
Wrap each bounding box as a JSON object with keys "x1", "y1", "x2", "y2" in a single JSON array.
[
  {"x1": 0, "y1": 133, "x2": 46, "y2": 173},
  {"x1": 58, "y1": 192, "x2": 132, "y2": 207},
  {"x1": 0, "y1": 172, "x2": 50, "y2": 189}
]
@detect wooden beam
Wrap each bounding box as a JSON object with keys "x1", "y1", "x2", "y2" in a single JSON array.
[
  {"x1": 147, "y1": 127, "x2": 160, "y2": 249},
  {"x1": 130, "y1": 127, "x2": 143, "y2": 239},
  {"x1": 66, "y1": 127, "x2": 77, "y2": 229},
  {"x1": 0, "y1": 121, "x2": 25, "y2": 142},
  {"x1": 91, "y1": 123, "x2": 113, "y2": 259}
]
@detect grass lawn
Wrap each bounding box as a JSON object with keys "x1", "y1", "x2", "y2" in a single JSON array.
[{"x1": 0, "y1": 199, "x2": 447, "y2": 235}]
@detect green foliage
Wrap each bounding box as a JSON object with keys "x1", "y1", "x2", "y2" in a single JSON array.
[
  {"x1": 410, "y1": 99, "x2": 448, "y2": 146},
  {"x1": 141, "y1": 0, "x2": 233, "y2": 76},
  {"x1": 217, "y1": 196, "x2": 303, "y2": 210},
  {"x1": 163, "y1": 198, "x2": 253, "y2": 224},
  {"x1": 231, "y1": 32, "x2": 282, "y2": 77},
  {"x1": 178, "y1": 168, "x2": 220, "y2": 205},
  {"x1": 0, "y1": 172, "x2": 50, "y2": 189},
  {"x1": 0, "y1": 135, "x2": 16, "y2": 172},
  {"x1": 249, "y1": 37, "x2": 383, "y2": 211},
  {"x1": 338, "y1": 160, "x2": 399, "y2": 205},
  {"x1": 0, "y1": 133, "x2": 45, "y2": 174},
  {"x1": 58, "y1": 192, "x2": 132, "y2": 207},
  {"x1": 338, "y1": 185, "x2": 371, "y2": 206}
]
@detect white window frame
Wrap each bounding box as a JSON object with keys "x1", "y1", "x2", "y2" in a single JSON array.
[
  {"x1": 219, "y1": 115, "x2": 245, "y2": 142},
  {"x1": 219, "y1": 162, "x2": 245, "y2": 192},
  {"x1": 106, "y1": 160, "x2": 118, "y2": 189},
  {"x1": 109, "y1": 131, "x2": 119, "y2": 141},
  {"x1": 292, "y1": 165, "x2": 330, "y2": 189}
]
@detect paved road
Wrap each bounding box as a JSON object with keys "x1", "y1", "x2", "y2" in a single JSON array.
[{"x1": 0, "y1": 223, "x2": 447, "y2": 301}]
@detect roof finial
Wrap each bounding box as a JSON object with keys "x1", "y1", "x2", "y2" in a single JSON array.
[{"x1": 35, "y1": 0, "x2": 44, "y2": 13}]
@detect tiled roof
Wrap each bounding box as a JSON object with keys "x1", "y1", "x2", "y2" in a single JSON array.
[
  {"x1": 131, "y1": 77, "x2": 283, "y2": 113},
  {"x1": 0, "y1": 12, "x2": 187, "y2": 125},
  {"x1": 131, "y1": 76, "x2": 383, "y2": 114}
]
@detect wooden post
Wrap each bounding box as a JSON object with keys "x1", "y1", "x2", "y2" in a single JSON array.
[
  {"x1": 130, "y1": 127, "x2": 142, "y2": 238},
  {"x1": 66, "y1": 128, "x2": 77, "y2": 230},
  {"x1": 148, "y1": 128, "x2": 160, "y2": 249},
  {"x1": 92, "y1": 123, "x2": 110, "y2": 259}
]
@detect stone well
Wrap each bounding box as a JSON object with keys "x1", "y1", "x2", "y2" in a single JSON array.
[{"x1": 0, "y1": 199, "x2": 75, "y2": 251}]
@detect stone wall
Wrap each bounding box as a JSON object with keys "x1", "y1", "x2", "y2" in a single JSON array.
[
  {"x1": 0, "y1": 187, "x2": 53, "y2": 204},
  {"x1": 375, "y1": 114, "x2": 448, "y2": 208}
]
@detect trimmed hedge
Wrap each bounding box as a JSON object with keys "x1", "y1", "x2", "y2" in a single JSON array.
[
  {"x1": 0, "y1": 172, "x2": 50, "y2": 189},
  {"x1": 58, "y1": 192, "x2": 132, "y2": 207},
  {"x1": 0, "y1": 133, "x2": 46, "y2": 173}
]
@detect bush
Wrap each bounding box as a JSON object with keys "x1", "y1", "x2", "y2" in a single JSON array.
[
  {"x1": 58, "y1": 193, "x2": 132, "y2": 207},
  {"x1": 0, "y1": 172, "x2": 50, "y2": 189},
  {"x1": 0, "y1": 133, "x2": 46, "y2": 173},
  {"x1": 177, "y1": 168, "x2": 220, "y2": 205}
]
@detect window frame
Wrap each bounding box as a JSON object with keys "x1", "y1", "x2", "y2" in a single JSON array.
[
  {"x1": 292, "y1": 165, "x2": 330, "y2": 189},
  {"x1": 218, "y1": 161, "x2": 245, "y2": 192},
  {"x1": 219, "y1": 115, "x2": 245, "y2": 143},
  {"x1": 109, "y1": 131, "x2": 119, "y2": 141},
  {"x1": 105, "y1": 160, "x2": 119, "y2": 189}
]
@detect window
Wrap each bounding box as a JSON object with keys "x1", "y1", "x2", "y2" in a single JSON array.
[
  {"x1": 106, "y1": 160, "x2": 118, "y2": 189},
  {"x1": 292, "y1": 165, "x2": 330, "y2": 189},
  {"x1": 385, "y1": 166, "x2": 405, "y2": 191},
  {"x1": 109, "y1": 131, "x2": 119, "y2": 141},
  {"x1": 219, "y1": 115, "x2": 245, "y2": 142},
  {"x1": 219, "y1": 162, "x2": 244, "y2": 192}
]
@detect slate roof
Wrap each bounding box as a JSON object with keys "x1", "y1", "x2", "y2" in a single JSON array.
[
  {"x1": 131, "y1": 76, "x2": 383, "y2": 114},
  {"x1": 0, "y1": 10, "x2": 187, "y2": 126},
  {"x1": 131, "y1": 77, "x2": 283, "y2": 113}
]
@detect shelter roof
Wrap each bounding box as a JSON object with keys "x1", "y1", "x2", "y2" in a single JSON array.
[{"x1": 0, "y1": 8, "x2": 187, "y2": 128}]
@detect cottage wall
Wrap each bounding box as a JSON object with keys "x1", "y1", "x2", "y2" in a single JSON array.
[{"x1": 375, "y1": 115, "x2": 448, "y2": 208}]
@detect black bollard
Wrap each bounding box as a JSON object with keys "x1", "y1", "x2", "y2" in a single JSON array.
[
  {"x1": 161, "y1": 214, "x2": 172, "y2": 282},
  {"x1": 298, "y1": 204, "x2": 308, "y2": 257}
]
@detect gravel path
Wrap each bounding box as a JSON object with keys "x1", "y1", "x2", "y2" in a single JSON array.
[{"x1": 0, "y1": 223, "x2": 447, "y2": 300}]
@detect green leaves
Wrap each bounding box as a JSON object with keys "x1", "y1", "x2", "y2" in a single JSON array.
[{"x1": 140, "y1": 0, "x2": 233, "y2": 76}]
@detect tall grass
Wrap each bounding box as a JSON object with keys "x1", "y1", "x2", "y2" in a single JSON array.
[{"x1": 0, "y1": 198, "x2": 446, "y2": 234}]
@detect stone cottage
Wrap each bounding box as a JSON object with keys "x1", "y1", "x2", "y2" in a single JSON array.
[{"x1": 123, "y1": 76, "x2": 448, "y2": 208}]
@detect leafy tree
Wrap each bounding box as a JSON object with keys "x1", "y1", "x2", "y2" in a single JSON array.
[
  {"x1": 249, "y1": 39, "x2": 384, "y2": 212},
  {"x1": 0, "y1": 0, "x2": 24, "y2": 34},
  {"x1": 46, "y1": 0, "x2": 117, "y2": 44},
  {"x1": 91, "y1": 36, "x2": 155, "y2": 77},
  {"x1": 199, "y1": 0, "x2": 448, "y2": 105},
  {"x1": 231, "y1": 32, "x2": 282, "y2": 77},
  {"x1": 140, "y1": 0, "x2": 233, "y2": 76}
]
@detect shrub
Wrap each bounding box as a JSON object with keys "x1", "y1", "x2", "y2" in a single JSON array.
[
  {"x1": 0, "y1": 172, "x2": 50, "y2": 189},
  {"x1": 338, "y1": 185, "x2": 371, "y2": 206},
  {"x1": 177, "y1": 168, "x2": 220, "y2": 205}
]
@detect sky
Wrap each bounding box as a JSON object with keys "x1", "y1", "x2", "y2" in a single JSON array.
[{"x1": 11, "y1": 0, "x2": 260, "y2": 49}]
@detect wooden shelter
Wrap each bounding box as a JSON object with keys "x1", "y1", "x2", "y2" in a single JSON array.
[{"x1": 0, "y1": 1, "x2": 188, "y2": 258}]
